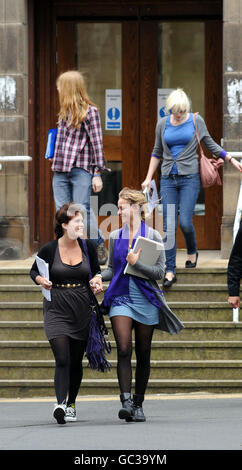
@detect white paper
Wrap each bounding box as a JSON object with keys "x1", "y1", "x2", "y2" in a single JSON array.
[
  {"x1": 143, "y1": 179, "x2": 160, "y2": 213},
  {"x1": 105, "y1": 89, "x2": 122, "y2": 130},
  {"x1": 35, "y1": 255, "x2": 51, "y2": 301}
]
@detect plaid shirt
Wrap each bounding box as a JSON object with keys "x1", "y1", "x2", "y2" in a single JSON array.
[{"x1": 51, "y1": 105, "x2": 105, "y2": 174}]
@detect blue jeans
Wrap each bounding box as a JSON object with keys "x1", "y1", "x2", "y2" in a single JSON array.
[
  {"x1": 52, "y1": 167, "x2": 104, "y2": 246},
  {"x1": 160, "y1": 174, "x2": 201, "y2": 274}
]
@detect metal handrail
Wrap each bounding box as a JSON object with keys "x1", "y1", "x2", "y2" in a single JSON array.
[
  {"x1": 231, "y1": 153, "x2": 242, "y2": 322},
  {"x1": 0, "y1": 156, "x2": 32, "y2": 170},
  {"x1": 0, "y1": 156, "x2": 32, "y2": 161}
]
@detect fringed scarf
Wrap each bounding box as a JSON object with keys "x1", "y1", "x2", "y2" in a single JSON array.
[{"x1": 82, "y1": 238, "x2": 111, "y2": 372}]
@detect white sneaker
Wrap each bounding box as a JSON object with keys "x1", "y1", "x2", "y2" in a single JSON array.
[
  {"x1": 53, "y1": 403, "x2": 66, "y2": 424},
  {"x1": 65, "y1": 404, "x2": 77, "y2": 422}
]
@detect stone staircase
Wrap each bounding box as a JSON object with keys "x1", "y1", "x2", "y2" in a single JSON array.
[{"x1": 0, "y1": 266, "x2": 242, "y2": 398}]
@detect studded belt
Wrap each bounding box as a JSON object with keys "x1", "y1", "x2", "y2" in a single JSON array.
[{"x1": 53, "y1": 283, "x2": 84, "y2": 288}]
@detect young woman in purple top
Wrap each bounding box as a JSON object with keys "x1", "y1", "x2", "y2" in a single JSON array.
[
  {"x1": 142, "y1": 88, "x2": 242, "y2": 287},
  {"x1": 101, "y1": 188, "x2": 183, "y2": 422}
]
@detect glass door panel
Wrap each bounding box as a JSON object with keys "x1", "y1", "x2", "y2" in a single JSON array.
[
  {"x1": 158, "y1": 22, "x2": 205, "y2": 216},
  {"x1": 75, "y1": 22, "x2": 122, "y2": 207}
]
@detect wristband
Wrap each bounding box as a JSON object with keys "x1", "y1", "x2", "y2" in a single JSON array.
[
  {"x1": 228, "y1": 156, "x2": 234, "y2": 163},
  {"x1": 95, "y1": 273, "x2": 102, "y2": 278},
  {"x1": 93, "y1": 173, "x2": 101, "y2": 177}
]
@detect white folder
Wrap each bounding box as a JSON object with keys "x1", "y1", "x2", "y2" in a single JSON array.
[{"x1": 123, "y1": 236, "x2": 164, "y2": 279}]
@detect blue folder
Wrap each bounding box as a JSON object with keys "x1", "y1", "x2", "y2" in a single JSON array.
[{"x1": 45, "y1": 128, "x2": 57, "y2": 159}]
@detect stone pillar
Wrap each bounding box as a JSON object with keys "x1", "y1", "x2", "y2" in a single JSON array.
[
  {"x1": 221, "y1": 0, "x2": 242, "y2": 258},
  {"x1": 0, "y1": 0, "x2": 29, "y2": 259}
]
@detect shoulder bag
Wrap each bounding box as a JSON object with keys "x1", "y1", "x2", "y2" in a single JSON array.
[{"x1": 193, "y1": 113, "x2": 224, "y2": 188}]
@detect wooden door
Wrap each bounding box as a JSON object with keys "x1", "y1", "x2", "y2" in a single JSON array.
[{"x1": 30, "y1": 1, "x2": 223, "y2": 250}]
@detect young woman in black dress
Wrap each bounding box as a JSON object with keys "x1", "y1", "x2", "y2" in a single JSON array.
[{"x1": 30, "y1": 203, "x2": 102, "y2": 424}]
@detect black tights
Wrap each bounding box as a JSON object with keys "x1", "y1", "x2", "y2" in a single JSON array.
[
  {"x1": 49, "y1": 336, "x2": 86, "y2": 405},
  {"x1": 111, "y1": 316, "x2": 154, "y2": 395}
]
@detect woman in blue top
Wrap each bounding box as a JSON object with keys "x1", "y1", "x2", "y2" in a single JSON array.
[{"x1": 142, "y1": 88, "x2": 242, "y2": 287}]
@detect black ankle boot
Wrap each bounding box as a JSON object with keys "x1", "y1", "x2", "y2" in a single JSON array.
[
  {"x1": 132, "y1": 394, "x2": 146, "y2": 422},
  {"x1": 118, "y1": 393, "x2": 133, "y2": 421}
]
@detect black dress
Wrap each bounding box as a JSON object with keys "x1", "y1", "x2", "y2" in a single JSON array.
[{"x1": 43, "y1": 246, "x2": 92, "y2": 341}]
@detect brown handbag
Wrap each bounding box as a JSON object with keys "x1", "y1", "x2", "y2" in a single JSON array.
[{"x1": 193, "y1": 113, "x2": 224, "y2": 188}]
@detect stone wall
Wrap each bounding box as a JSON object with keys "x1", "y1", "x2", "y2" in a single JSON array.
[
  {"x1": 221, "y1": 0, "x2": 242, "y2": 258},
  {"x1": 0, "y1": 0, "x2": 29, "y2": 259}
]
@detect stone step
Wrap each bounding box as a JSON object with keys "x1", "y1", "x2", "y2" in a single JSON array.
[
  {"x1": 0, "y1": 303, "x2": 44, "y2": 321},
  {"x1": 0, "y1": 301, "x2": 234, "y2": 322},
  {"x1": 169, "y1": 302, "x2": 234, "y2": 322},
  {"x1": 161, "y1": 284, "x2": 232, "y2": 302},
  {"x1": 1, "y1": 378, "x2": 242, "y2": 398},
  {"x1": 1, "y1": 321, "x2": 242, "y2": 341},
  {"x1": 0, "y1": 285, "x2": 42, "y2": 302},
  {"x1": 0, "y1": 269, "x2": 31, "y2": 285},
  {"x1": 0, "y1": 267, "x2": 228, "y2": 285},
  {"x1": 0, "y1": 283, "x2": 233, "y2": 303},
  {"x1": 99, "y1": 284, "x2": 233, "y2": 303},
  {"x1": 1, "y1": 340, "x2": 242, "y2": 360},
  {"x1": 1, "y1": 359, "x2": 242, "y2": 380},
  {"x1": 170, "y1": 269, "x2": 227, "y2": 284}
]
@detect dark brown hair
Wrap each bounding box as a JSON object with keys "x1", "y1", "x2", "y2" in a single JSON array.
[{"x1": 54, "y1": 203, "x2": 84, "y2": 238}]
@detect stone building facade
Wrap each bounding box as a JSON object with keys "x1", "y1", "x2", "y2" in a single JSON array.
[
  {"x1": 0, "y1": 0, "x2": 241, "y2": 259},
  {"x1": 221, "y1": 0, "x2": 242, "y2": 257},
  {"x1": 0, "y1": 0, "x2": 29, "y2": 258}
]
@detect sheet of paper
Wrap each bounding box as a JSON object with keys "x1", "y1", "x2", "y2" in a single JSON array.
[
  {"x1": 35, "y1": 255, "x2": 51, "y2": 301},
  {"x1": 143, "y1": 179, "x2": 159, "y2": 213}
]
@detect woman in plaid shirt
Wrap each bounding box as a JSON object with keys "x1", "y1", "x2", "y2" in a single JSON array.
[{"x1": 52, "y1": 70, "x2": 107, "y2": 264}]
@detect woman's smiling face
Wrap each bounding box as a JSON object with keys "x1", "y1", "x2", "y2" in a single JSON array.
[
  {"x1": 63, "y1": 213, "x2": 85, "y2": 240},
  {"x1": 118, "y1": 198, "x2": 133, "y2": 225}
]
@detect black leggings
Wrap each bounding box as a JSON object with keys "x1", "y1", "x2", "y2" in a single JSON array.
[
  {"x1": 49, "y1": 336, "x2": 86, "y2": 405},
  {"x1": 111, "y1": 316, "x2": 155, "y2": 395}
]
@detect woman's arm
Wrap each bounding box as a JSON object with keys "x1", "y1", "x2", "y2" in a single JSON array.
[
  {"x1": 29, "y1": 242, "x2": 55, "y2": 287},
  {"x1": 142, "y1": 120, "x2": 164, "y2": 189},
  {"x1": 197, "y1": 115, "x2": 242, "y2": 172},
  {"x1": 141, "y1": 156, "x2": 160, "y2": 190},
  {"x1": 85, "y1": 239, "x2": 101, "y2": 276},
  {"x1": 101, "y1": 232, "x2": 117, "y2": 281}
]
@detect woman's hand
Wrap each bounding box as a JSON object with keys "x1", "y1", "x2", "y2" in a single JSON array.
[
  {"x1": 141, "y1": 178, "x2": 152, "y2": 191},
  {"x1": 126, "y1": 248, "x2": 142, "y2": 266},
  {"x1": 230, "y1": 158, "x2": 242, "y2": 172},
  {"x1": 228, "y1": 296, "x2": 240, "y2": 308},
  {"x1": 35, "y1": 275, "x2": 52, "y2": 290},
  {"x1": 92, "y1": 176, "x2": 103, "y2": 193},
  {"x1": 89, "y1": 275, "x2": 103, "y2": 294}
]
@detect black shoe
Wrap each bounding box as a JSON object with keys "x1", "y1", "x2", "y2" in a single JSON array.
[
  {"x1": 132, "y1": 394, "x2": 146, "y2": 422},
  {"x1": 133, "y1": 406, "x2": 146, "y2": 422},
  {"x1": 118, "y1": 393, "x2": 133, "y2": 421},
  {"x1": 163, "y1": 275, "x2": 177, "y2": 288},
  {"x1": 185, "y1": 252, "x2": 198, "y2": 268}
]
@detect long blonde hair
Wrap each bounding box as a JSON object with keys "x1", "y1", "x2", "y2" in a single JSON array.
[
  {"x1": 119, "y1": 187, "x2": 148, "y2": 221},
  {"x1": 56, "y1": 70, "x2": 95, "y2": 128}
]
